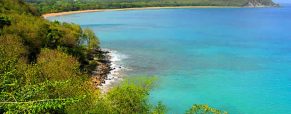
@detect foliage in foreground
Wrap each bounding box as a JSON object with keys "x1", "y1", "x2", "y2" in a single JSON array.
[
  {"x1": 91, "y1": 77, "x2": 166, "y2": 114},
  {"x1": 0, "y1": 0, "x2": 100, "y2": 113}
]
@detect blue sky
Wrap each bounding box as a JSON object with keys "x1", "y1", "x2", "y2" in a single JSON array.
[{"x1": 273, "y1": 0, "x2": 291, "y2": 3}]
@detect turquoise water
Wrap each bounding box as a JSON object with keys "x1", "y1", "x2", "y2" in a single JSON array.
[{"x1": 49, "y1": 5, "x2": 291, "y2": 114}]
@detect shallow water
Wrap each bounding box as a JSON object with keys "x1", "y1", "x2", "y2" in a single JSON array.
[{"x1": 49, "y1": 4, "x2": 291, "y2": 114}]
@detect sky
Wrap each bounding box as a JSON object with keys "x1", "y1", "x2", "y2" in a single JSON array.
[{"x1": 273, "y1": 0, "x2": 291, "y2": 3}]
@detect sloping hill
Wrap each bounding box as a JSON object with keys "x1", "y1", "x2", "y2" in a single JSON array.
[
  {"x1": 25, "y1": 0, "x2": 278, "y2": 13},
  {"x1": 0, "y1": 0, "x2": 39, "y2": 15}
]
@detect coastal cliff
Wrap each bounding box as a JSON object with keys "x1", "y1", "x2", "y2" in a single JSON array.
[{"x1": 245, "y1": 0, "x2": 279, "y2": 7}]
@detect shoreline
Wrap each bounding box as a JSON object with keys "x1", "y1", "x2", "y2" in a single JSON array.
[
  {"x1": 94, "y1": 49, "x2": 128, "y2": 93},
  {"x1": 42, "y1": 6, "x2": 241, "y2": 18},
  {"x1": 44, "y1": 5, "x2": 278, "y2": 93}
]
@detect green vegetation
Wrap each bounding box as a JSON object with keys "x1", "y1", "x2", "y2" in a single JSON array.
[
  {"x1": 92, "y1": 77, "x2": 166, "y2": 114},
  {"x1": 1, "y1": 0, "x2": 227, "y2": 113},
  {"x1": 25, "y1": 0, "x2": 277, "y2": 13},
  {"x1": 186, "y1": 104, "x2": 227, "y2": 114}
]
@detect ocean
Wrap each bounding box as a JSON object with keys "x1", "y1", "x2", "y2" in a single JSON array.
[{"x1": 48, "y1": 4, "x2": 291, "y2": 114}]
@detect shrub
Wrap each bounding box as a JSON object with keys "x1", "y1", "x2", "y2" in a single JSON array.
[
  {"x1": 186, "y1": 104, "x2": 227, "y2": 114},
  {"x1": 37, "y1": 48, "x2": 80, "y2": 81}
]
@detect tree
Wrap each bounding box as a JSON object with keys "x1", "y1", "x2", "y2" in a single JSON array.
[
  {"x1": 82, "y1": 28, "x2": 100, "y2": 50},
  {"x1": 0, "y1": 35, "x2": 27, "y2": 93},
  {"x1": 151, "y1": 102, "x2": 167, "y2": 114},
  {"x1": 186, "y1": 104, "x2": 227, "y2": 114},
  {"x1": 37, "y1": 48, "x2": 80, "y2": 81},
  {"x1": 0, "y1": 15, "x2": 11, "y2": 29},
  {"x1": 92, "y1": 77, "x2": 167, "y2": 114}
]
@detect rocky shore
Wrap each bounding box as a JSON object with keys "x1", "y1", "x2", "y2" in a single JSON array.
[
  {"x1": 89, "y1": 49, "x2": 125, "y2": 92},
  {"x1": 90, "y1": 50, "x2": 111, "y2": 87}
]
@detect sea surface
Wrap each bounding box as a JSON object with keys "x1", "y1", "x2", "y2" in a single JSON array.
[{"x1": 49, "y1": 4, "x2": 291, "y2": 114}]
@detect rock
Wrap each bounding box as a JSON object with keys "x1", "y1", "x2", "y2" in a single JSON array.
[{"x1": 89, "y1": 49, "x2": 113, "y2": 88}]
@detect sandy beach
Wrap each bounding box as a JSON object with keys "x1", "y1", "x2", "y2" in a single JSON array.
[{"x1": 42, "y1": 6, "x2": 239, "y2": 18}]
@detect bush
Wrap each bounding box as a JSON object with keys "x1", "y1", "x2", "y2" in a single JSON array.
[
  {"x1": 0, "y1": 35, "x2": 27, "y2": 92},
  {"x1": 0, "y1": 15, "x2": 11, "y2": 29},
  {"x1": 92, "y1": 77, "x2": 166, "y2": 114},
  {"x1": 37, "y1": 48, "x2": 80, "y2": 81},
  {"x1": 186, "y1": 104, "x2": 227, "y2": 114}
]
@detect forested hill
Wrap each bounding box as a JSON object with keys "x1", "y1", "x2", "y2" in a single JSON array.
[{"x1": 25, "y1": 0, "x2": 278, "y2": 13}]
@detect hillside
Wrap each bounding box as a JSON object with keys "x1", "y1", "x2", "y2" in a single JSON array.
[{"x1": 25, "y1": 0, "x2": 278, "y2": 13}]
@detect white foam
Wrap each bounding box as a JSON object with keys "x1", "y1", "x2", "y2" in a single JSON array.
[{"x1": 98, "y1": 49, "x2": 128, "y2": 93}]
